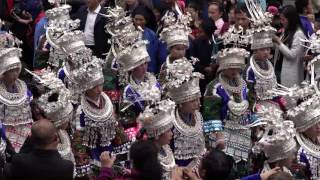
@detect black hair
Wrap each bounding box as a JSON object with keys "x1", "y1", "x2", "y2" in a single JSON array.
[
  {"x1": 281, "y1": 5, "x2": 304, "y2": 47},
  {"x1": 129, "y1": 140, "x2": 162, "y2": 180},
  {"x1": 235, "y1": 3, "x2": 250, "y2": 17},
  {"x1": 187, "y1": 1, "x2": 203, "y2": 19},
  {"x1": 201, "y1": 149, "x2": 234, "y2": 180},
  {"x1": 200, "y1": 18, "x2": 217, "y2": 37},
  {"x1": 132, "y1": 5, "x2": 157, "y2": 31},
  {"x1": 31, "y1": 120, "x2": 57, "y2": 147},
  {"x1": 208, "y1": 1, "x2": 228, "y2": 22},
  {"x1": 41, "y1": 0, "x2": 55, "y2": 11},
  {"x1": 294, "y1": 0, "x2": 309, "y2": 14},
  {"x1": 48, "y1": 93, "x2": 59, "y2": 102}
]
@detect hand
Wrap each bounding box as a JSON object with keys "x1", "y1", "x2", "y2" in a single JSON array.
[
  {"x1": 260, "y1": 167, "x2": 281, "y2": 180},
  {"x1": 272, "y1": 35, "x2": 281, "y2": 45},
  {"x1": 302, "y1": 55, "x2": 314, "y2": 62},
  {"x1": 171, "y1": 166, "x2": 183, "y2": 180},
  {"x1": 182, "y1": 168, "x2": 201, "y2": 180},
  {"x1": 214, "y1": 132, "x2": 225, "y2": 150},
  {"x1": 100, "y1": 151, "x2": 116, "y2": 168},
  {"x1": 11, "y1": 10, "x2": 33, "y2": 24}
]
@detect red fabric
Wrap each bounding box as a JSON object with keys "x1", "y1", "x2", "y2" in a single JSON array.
[
  {"x1": 191, "y1": 28, "x2": 200, "y2": 39},
  {"x1": 220, "y1": 22, "x2": 230, "y2": 35},
  {"x1": 176, "y1": 0, "x2": 186, "y2": 13},
  {"x1": 34, "y1": 11, "x2": 45, "y2": 24},
  {"x1": 6, "y1": 0, "x2": 14, "y2": 15}
]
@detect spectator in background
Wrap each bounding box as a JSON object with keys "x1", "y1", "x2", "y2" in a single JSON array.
[
  {"x1": 234, "y1": 5, "x2": 250, "y2": 32},
  {"x1": 190, "y1": 19, "x2": 217, "y2": 96},
  {"x1": 228, "y1": 6, "x2": 235, "y2": 25},
  {"x1": 74, "y1": 0, "x2": 111, "y2": 59},
  {"x1": 124, "y1": 0, "x2": 140, "y2": 14},
  {"x1": 9, "y1": 119, "x2": 74, "y2": 180},
  {"x1": 273, "y1": 5, "x2": 306, "y2": 87},
  {"x1": 98, "y1": 140, "x2": 162, "y2": 180},
  {"x1": 208, "y1": 1, "x2": 228, "y2": 35},
  {"x1": 187, "y1": 1, "x2": 203, "y2": 39},
  {"x1": 132, "y1": 5, "x2": 165, "y2": 74},
  {"x1": 295, "y1": 0, "x2": 313, "y2": 37},
  {"x1": 33, "y1": 0, "x2": 56, "y2": 68}
]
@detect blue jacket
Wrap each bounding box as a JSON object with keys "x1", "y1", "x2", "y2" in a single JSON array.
[
  {"x1": 300, "y1": 15, "x2": 314, "y2": 37},
  {"x1": 143, "y1": 28, "x2": 168, "y2": 74}
]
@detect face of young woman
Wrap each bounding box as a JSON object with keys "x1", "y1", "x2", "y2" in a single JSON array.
[
  {"x1": 208, "y1": 4, "x2": 222, "y2": 22},
  {"x1": 235, "y1": 11, "x2": 250, "y2": 30},
  {"x1": 222, "y1": 68, "x2": 241, "y2": 79},
  {"x1": 3, "y1": 68, "x2": 20, "y2": 84},
  {"x1": 133, "y1": 14, "x2": 146, "y2": 29},
  {"x1": 170, "y1": 44, "x2": 187, "y2": 60},
  {"x1": 132, "y1": 62, "x2": 148, "y2": 80},
  {"x1": 86, "y1": 84, "x2": 103, "y2": 100},
  {"x1": 187, "y1": 7, "x2": 198, "y2": 20},
  {"x1": 157, "y1": 129, "x2": 173, "y2": 146},
  {"x1": 304, "y1": 122, "x2": 320, "y2": 140},
  {"x1": 179, "y1": 98, "x2": 201, "y2": 114},
  {"x1": 254, "y1": 48, "x2": 271, "y2": 61},
  {"x1": 280, "y1": 14, "x2": 288, "y2": 29}
]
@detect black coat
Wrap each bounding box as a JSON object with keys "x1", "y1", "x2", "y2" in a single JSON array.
[
  {"x1": 9, "y1": 149, "x2": 74, "y2": 180},
  {"x1": 73, "y1": 5, "x2": 111, "y2": 58}
]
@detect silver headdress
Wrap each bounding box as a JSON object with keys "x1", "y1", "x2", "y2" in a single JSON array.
[
  {"x1": 159, "y1": 11, "x2": 192, "y2": 48},
  {"x1": 165, "y1": 58, "x2": 204, "y2": 104},
  {"x1": 0, "y1": 31, "x2": 22, "y2": 75},
  {"x1": 46, "y1": 4, "x2": 73, "y2": 26},
  {"x1": 287, "y1": 94, "x2": 320, "y2": 132},
  {"x1": 253, "y1": 107, "x2": 296, "y2": 163},
  {"x1": 117, "y1": 37, "x2": 150, "y2": 72},
  {"x1": 104, "y1": 6, "x2": 151, "y2": 85},
  {"x1": 244, "y1": 0, "x2": 276, "y2": 50},
  {"x1": 67, "y1": 55, "x2": 105, "y2": 93},
  {"x1": 220, "y1": 25, "x2": 252, "y2": 47},
  {"x1": 139, "y1": 99, "x2": 176, "y2": 138},
  {"x1": 45, "y1": 4, "x2": 81, "y2": 68},
  {"x1": 216, "y1": 48, "x2": 249, "y2": 72},
  {"x1": 27, "y1": 68, "x2": 73, "y2": 127}
]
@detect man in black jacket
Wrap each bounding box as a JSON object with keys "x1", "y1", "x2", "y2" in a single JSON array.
[
  {"x1": 73, "y1": 0, "x2": 111, "y2": 59},
  {"x1": 9, "y1": 119, "x2": 74, "y2": 180}
]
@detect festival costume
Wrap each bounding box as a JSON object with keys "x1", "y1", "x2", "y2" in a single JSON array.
[
  {"x1": 139, "y1": 99, "x2": 176, "y2": 180},
  {"x1": 287, "y1": 94, "x2": 320, "y2": 179},
  {"x1": 158, "y1": 11, "x2": 192, "y2": 86},
  {"x1": 203, "y1": 48, "x2": 252, "y2": 163},
  {"x1": 0, "y1": 31, "x2": 32, "y2": 153},
  {"x1": 253, "y1": 106, "x2": 296, "y2": 176},
  {"x1": 28, "y1": 68, "x2": 75, "y2": 166},
  {"x1": 164, "y1": 59, "x2": 205, "y2": 169},
  {"x1": 243, "y1": 0, "x2": 285, "y2": 112},
  {"x1": 105, "y1": 7, "x2": 161, "y2": 141}
]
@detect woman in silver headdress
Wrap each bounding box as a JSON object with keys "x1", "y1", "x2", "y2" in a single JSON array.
[
  {"x1": 158, "y1": 11, "x2": 192, "y2": 86},
  {"x1": 0, "y1": 31, "x2": 33, "y2": 153},
  {"x1": 31, "y1": 69, "x2": 75, "y2": 166},
  {"x1": 287, "y1": 95, "x2": 320, "y2": 179},
  {"x1": 247, "y1": 108, "x2": 297, "y2": 179},
  {"x1": 139, "y1": 99, "x2": 176, "y2": 180},
  {"x1": 203, "y1": 47, "x2": 252, "y2": 161},
  {"x1": 164, "y1": 59, "x2": 206, "y2": 170}
]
